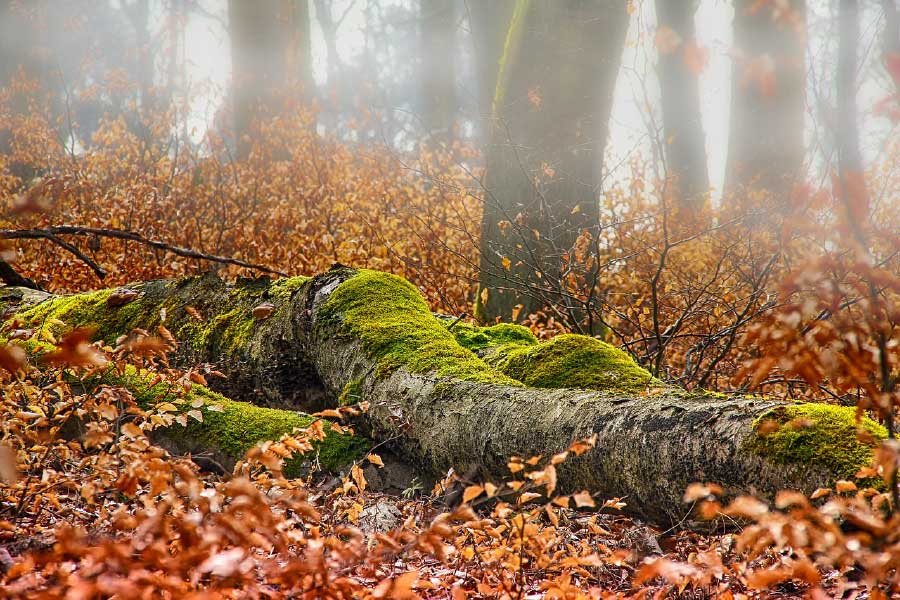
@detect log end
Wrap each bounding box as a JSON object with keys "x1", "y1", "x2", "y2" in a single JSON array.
[{"x1": 745, "y1": 403, "x2": 886, "y2": 484}]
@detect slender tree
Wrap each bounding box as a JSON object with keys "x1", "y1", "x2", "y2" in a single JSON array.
[
  {"x1": 835, "y1": 0, "x2": 869, "y2": 238},
  {"x1": 229, "y1": 0, "x2": 313, "y2": 158},
  {"x1": 122, "y1": 0, "x2": 156, "y2": 114},
  {"x1": 655, "y1": 0, "x2": 710, "y2": 215},
  {"x1": 477, "y1": 0, "x2": 628, "y2": 325},
  {"x1": 724, "y1": 0, "x2": 806, "y2": 208},
  {"x1": 420, "y1": 0, "x2": 457, "y2": 139},
  {"x1": 883, "y1": 0, "x2": 899, "y2": 94},
  {"x1": 467, "y1": 0, "x2": 515, "y2": 137}
]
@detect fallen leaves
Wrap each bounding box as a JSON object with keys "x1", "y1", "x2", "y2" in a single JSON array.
[{"x1": 42, "y1": 327, "x2": 107, "y2": 368}]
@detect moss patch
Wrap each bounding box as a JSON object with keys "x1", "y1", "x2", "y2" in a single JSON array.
[
  {"x1": 747, "y1": 404, "x2": 887, "y2": 481},
  {"x1": 97, "y1": 368, "x2": 368, "y2": 475},
  {"x1": 486, "y1": 333, "x2": 656, "y2": 393},
  {"x1": 321, "y1": 270, "x2": 520, "y2": 386},
  {"x1": 338, "y1": 377, "x2": 364, "y2": 407},
  {"x1": 449, "y1": 322, "x2": 538, "y2": 353},
  {"x1": 269, "y1": 276, "x2": 310, "y2": 300}
]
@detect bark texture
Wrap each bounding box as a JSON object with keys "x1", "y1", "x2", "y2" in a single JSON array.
[
  {"x1": 477, "y1": 0, "x2": 629, "y2": 324},
  {"x1": 420, "y1": 0, "x2": 457, "y2": 138},
  {"x1": 0, "y1": 267, "x2": 886, "y2": 526}
]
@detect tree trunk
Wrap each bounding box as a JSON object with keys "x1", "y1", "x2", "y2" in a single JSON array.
[
  {"x1": 467, "y1": 0, "x2": 515, "y2": 141},
  {"x1": 476, "y1": 0, "x2": 629, "y2": 325},
  {"x1": 0, "y1": 282, "x2": 368, "y2": 478},
  {"x1": 1, "y1": 267, "x2": 885, "y2": 526},
  {"x1": 655, "y1": 0, "x2": 710, "y2": 216},
  {"x1": 837, "y1": 0, "x2": 862, "y2": 175},
  {"x1": 724, "y1": 0, "x2": 806, "y2": 209},
  {"x1": 229, "y1": 0, "x2": 311, "y2": 158},
  {"x1": 883, "y1": 0, "x2": 899, "y2": 96},
  {"x1": 420, "y1": 0, "x2": 457, "y2": 139}
]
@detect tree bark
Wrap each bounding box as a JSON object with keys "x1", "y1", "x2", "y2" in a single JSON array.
[
  {"x1": 883, "y1": 0, "x2": 900, "y2": 97},
  {"x1": 476, "y1": 0, "x2": 629, "y2": 325},
  {"x1": 655, "y1": 0, "x2": 710, "y2": 216},
  {"x1": 837, "y1": 0, "x2": 863, "y2": 175},
  {"x1": 420, "y1": 0, "x2": 457, "y2": 139},
  {"x1": 724, "y1": 0, "x2": 806, "y2": 209},
  {"x1": 229, "y1": 0, "x2": 312, "y2": 158},
  {"x1": 1, "y1": 267, "x2": 885, "y2": 526},
  {"x1": 467, "y1": 0, "x2": 514, "y2": 140}
]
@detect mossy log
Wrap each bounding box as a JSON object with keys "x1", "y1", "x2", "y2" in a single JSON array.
[{"x1": 0, "y1": 268, "x2": 887, "y2": 526}]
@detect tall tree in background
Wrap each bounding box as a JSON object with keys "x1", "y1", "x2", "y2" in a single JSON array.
[
  {"x1": 883, "y1": 0, "x2": 899, "y2": 95},
  {"x1": 420, "y1": 0, "x2": 456, "y2": 139},
  {"x1": 122, "y1": 0, "x2": 156, "y2": 115},
  {"x1": 0, "y1": 0, "x2": 51, "y2": 156},
  {"x1": 724, "y1": 0, "x2": 806, "y2": 208},
  {"x1": 836, "y1": 0, "x2": 866, "y2": 234},
  {"x1": 655, "y1": 0, "x2": 710, "y2": 215},
  {"x1": 477, "y1": 0, "x2": 628, "y2": 325},
  {"x1": 229, "y1": 0, "x2": 312, "y2": 158},
  {"x1": 467, "y1": 0, "x2": 515, "y2": 138}
]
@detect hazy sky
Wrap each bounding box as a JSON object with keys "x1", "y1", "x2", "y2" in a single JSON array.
[{"x1": 180, "y1": 0, "x2": 897, "y2": 200}]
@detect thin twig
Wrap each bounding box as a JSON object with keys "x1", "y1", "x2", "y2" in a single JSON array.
[{"x1": 1, "y1": 226, "x2": 289, "y2": 278}]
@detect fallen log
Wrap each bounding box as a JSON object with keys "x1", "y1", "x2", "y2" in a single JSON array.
[{"x1": 0, "y1": 267, "x2": 886, "y2": 525}]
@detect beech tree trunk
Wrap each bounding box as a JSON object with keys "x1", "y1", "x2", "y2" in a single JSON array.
[
  {"x1": 724, "y1": 0, "x2": 806, "y2": 208},
  {"x1": 477, "y1": 0, "x2": 629, "y2": 324},
  {"x1": 468, "y1": 0, "x2": 515, "y2": 139},
  {"x1": 229, "y1": 0, "x2": 312, "y2": 158},
  {"x1": 420, "y1": 0, "x2": 457, "y2": 139},
  {"x1": 655, "y1": 0, "x2": 710, "y2": 216},
  {"x1": 0, "y1": 267, "x2": 883, "y2": 526}
]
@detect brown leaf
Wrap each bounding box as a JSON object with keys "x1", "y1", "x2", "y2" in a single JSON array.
[
  {"x1": 43, "y1": 327, "x2": 107, "y2": 368},
  {"x1": 106, "y1": 289, "x2": 140, "y2": 307},
  {"x1": 0, "y1": 444, "x2": 18, "y2": 484},
  {"x1": 0, "y1": 344, "x2": 26, "y2": 373},
  {"x1": 252, "y1": 303, "x2": 275, "y2": 320}
]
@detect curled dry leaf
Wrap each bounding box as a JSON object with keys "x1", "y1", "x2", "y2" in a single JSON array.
[
  {"x1": 106, "y1": 288, "x2": 140, "y2": 307},
  {"x1": 0, "y1": 444, "x2": 18, "y2": 483},
  {"x1": 252, "y1": 303, "x2": 275, "y2": 320},
  {"x1": 42, "y1": 327, "x2": 107, "y2": 368},
  {"x1": 0, "y1": 343, "x2": 26, "y2": 373}
]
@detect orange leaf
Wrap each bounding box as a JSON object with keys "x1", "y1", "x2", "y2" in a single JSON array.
[
  {"x1": 573, "y1": 490, "x2": 595, "y2": 508},
  {"x1": 462, "y1": 485, "x2": 484, "y2": 503}
]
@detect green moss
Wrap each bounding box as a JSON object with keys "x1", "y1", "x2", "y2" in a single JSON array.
[
  {"x1": 492, "y1": 0, "x2": 531, "y2": 113},
  {"x1": 747, "y1": 404, "x2": 886, "y2": 481},
  {"x1": 486, "y1": 333, "x2": 656, "y2": 393},
  {"x1": 321, "y1": 270, "x2": 520, "y2": 386},
  {"x1": 181, "y1": 306, "x2": 256, "y2": 354},
  {"x1": 11, "y1": 287, "x2": 171, "y2": 346},
  {"x1": 98, "y1": 367, "x2": 368, "y2": 474},
  {"x1": 16, "y1": 288, "x2": 112, "y2": 334},
  {"x1": 269, "y1": 276, "x2": 310, "y2": 300},
  {"x1": 338, "y1": 377, "x2": 364, "y2": 407},
  {"x1": 450, "y1": 322, "x2": 537, "y2": 352}
]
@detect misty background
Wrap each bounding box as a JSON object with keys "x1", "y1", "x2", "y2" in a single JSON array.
[{"x1": 2, "y1": 0, "x2": 897, "y2": 201}]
